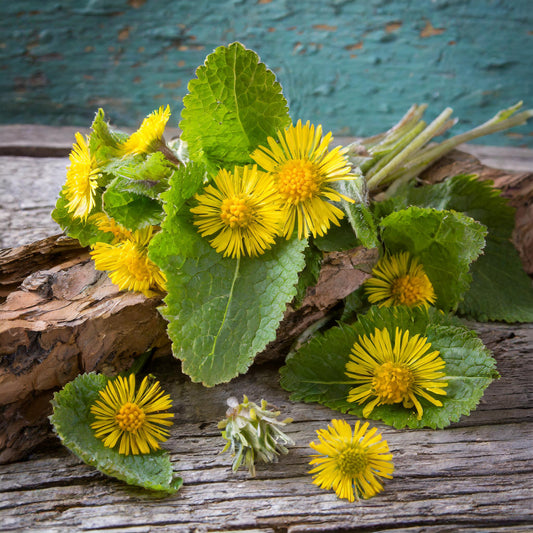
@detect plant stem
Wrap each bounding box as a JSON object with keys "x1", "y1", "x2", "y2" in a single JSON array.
[{"x1": 366, "y1": 107, "x2": 454, "y2": 190}]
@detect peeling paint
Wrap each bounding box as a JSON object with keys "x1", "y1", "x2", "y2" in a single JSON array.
[
  {"x1": 385, "y1": 21, "x2": 402, "y2": 33},
  {"x1": 0, "y1": 0, "x2": 531, "y2": 147},
  {"x1": 420, "y1": 20, "x2": 446, "y2": 38}
]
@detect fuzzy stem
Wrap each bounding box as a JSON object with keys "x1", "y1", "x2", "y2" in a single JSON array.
[
  {"x1": 382, "y1": 106, "x2": 533, "y2": 194},
  {"x1": 366, "y1": 107, "x2": 454, "y2": 190},
  {"x1": 159, "y1": 137, "x2": 181, "y2": 167},
  {"x1": 399, "y1": 108, "x2": 533, "y2": 171}
]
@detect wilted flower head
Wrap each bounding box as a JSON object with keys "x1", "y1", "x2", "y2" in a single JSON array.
[{"x1": 218, "y1": 395, "x2": 294, "y2": 476}]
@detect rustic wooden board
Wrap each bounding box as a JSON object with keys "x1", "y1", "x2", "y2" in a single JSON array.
[
  {"x1": 0, "y1": 126, "x2": 532, "y2": 531},
  {"x1": 0, "y1": 321, "x2": 532, "y2": 532}
]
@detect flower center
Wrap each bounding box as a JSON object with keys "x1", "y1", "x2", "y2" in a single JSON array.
[
  {"x1": 115, "y1": 402, "x2": 145, "y2": 432},
  {"x1": 373, "y1": 361, "x2": 414, "y2": 404},
  {"x1": 337, "y1": 445, "x2": 368, "y2": 476},
  {"x1": 390, "y1": 274, "x2": 432, "y2": 307},
  {"x1": 220, "y1": 196, "x2": 253, "y2": 228},
  {"x1": 277, "y1": 159, "x2": 320, "y2": 203}
]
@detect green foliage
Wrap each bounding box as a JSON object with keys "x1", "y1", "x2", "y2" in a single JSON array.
[
  {"x1": 380, "y1": 206, "x2": 487, "y2": 311},
  {"x1": 153, "y1": 222, "x2": 307, "y2": 386},
  {"x1": 89, "y1": 108, "x2": 128, "y2": 165},
  {"x1": 402, "y1": 175, "x2": 533, "y2": 322},
  {"x1": 52, "y1": 193, "x2": 113, "y2": 247},
  {"x1": 99, "y1": 151, "x2": 178, "y2": 231},
  {"x1": 49, "y1": 373, "x2": 182, "y2": 494},
  {"x1": 103, "y1": 153, "x2": 174, "y2": 199},
  {"x1": 293, "y1": 242, "x2": 323, "y2": 306},
  {"x1": 180, "y1": 42, "x2": 291, "y2": 171},
  {"x1": 102, "y1": 178, "x2": 163, "y2": 231},
  {"x1": 334, "y1": 177, "x2": 380, "y2": 249},
  {"x1": 313, "y1": 218, "x2": 360, "y2": 253},
  {"x1": 280, "y1": 306, "x2": 498, "y2": 429},
  {"x1": 149, "y1": 162, "x2": 307, "y2": 386}
]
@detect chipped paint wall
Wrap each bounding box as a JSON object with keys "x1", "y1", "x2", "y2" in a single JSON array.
[{"x1": 1, "y1": 0, "x2": 532, "y2": 146}]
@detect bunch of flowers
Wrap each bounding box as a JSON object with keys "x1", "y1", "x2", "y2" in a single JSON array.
[{"x1": 49, "y1": 43, "x2": 532, "y2": 500}]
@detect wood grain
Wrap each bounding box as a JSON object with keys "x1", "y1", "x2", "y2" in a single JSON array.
[{"x1": 0, "y1": 321, "x2": 531, "y2": 531}]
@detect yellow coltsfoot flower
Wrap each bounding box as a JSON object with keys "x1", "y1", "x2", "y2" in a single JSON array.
[
  {"x1": 365, "y1": 251, "x2": 436, "y2": 308},
  {"x1": 345, "y1": 327, "x2": 448, "y2": 420},
  {"x1": 121, "y1": 105, "x2": 171, "y2": 156},
  {"x1": 191, "y1": 165, "x2": 284, "y2": 258},
  {"x1": 251, "y1": 120, "x2": 357, "y2": 240},
  {"x1": 90, "y1": 374, "x2": 174, "y2": 455},
  {"x1": 64, "y1": 132, "x2": 101, "y2": 220},
  {"x1": 90, "y1": 225, "x2": 166, "y2": 296},
  {"x1": 309, "y1": 418, "x2": 394, "y2": 502}
]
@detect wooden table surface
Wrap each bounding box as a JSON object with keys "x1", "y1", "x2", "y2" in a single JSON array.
[{"x1": 0, "y1": 126, "x2": 532, "y2": 532}]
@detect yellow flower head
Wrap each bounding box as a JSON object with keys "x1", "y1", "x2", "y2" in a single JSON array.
[
  {"x1": 345, "y1": 327, "x2": 448, "y2": 420},
  {"x1": 121, "y1": 105, "x2": 171, "y2": 156},
  {"x1": 90, "y1": 374, "x2": 174, "y2": 455},
  {"x1": 90, "y1": 226, "x2": 167, "y2": 296},
  {"x1": 191, "y1": 165, "x2": 284, "y2": 258},
  {"x1": 309, "y1": 419, "x2": 394, "y2": 502},
  {"x1": 365, "y1": 252, "x2": 436, "y2": 308},
  {"x1": 64, "y1": 132, "x2": 101, "y2": 220},
  {"x1": 251, "y1": 120, "x2": 356, "y2": 240},
  {"x1": 90, "y1": 212, "x2": 133, "y2": 243}
]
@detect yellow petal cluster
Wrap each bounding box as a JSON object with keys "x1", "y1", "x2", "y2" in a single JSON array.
[
  {"x1": 64, "y1": 132, "x2": 101, "y2": 220},
  {"x1": 365, "y1": 252, "x2": 436, "y2": 308},
  {"x1": 309, "y1": 419, "x2": 394, "y2": 502},
  {"x1": 192, "y1": 120, "x2": 357, "y2": 258},
  {"x1": 121, "y1": 105, "x2": 171, "y2": 156},
  {"x1": 90, "y1": 374, "x2": 174, "y2": 455},
  {"x1": 191, "y1": 165, "x2": 283, "y2": 258},
  {"x1": 252, "y1": 120, "x2": 357, "y2": 240},
  {"x1": 345, "y1": 327, "x2": 448, "y2": 420},
  {"x1": 90, "y1": 225, "x2": 166, "y2": 296}
]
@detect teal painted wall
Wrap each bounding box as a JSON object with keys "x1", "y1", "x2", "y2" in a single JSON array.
[{"x1": 1, "y1": 0, "x2": 532, "y2": 146}]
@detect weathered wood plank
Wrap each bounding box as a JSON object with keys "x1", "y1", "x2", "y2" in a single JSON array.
[
  {"x1": 0, "y1": 321, "x2": 531, "y2": 532},
  {"x1": 0, "y1": 156, "x2": 64, "y2": 248}
]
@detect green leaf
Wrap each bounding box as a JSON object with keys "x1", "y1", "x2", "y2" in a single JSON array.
[
  {"x1": 293, "y1": 242, "x2": 323, "y2": 307},
  {"x1": 153, "y1": 227, "x2": 307, "y2": 386},
  {"x1": 102, "y1": 177, "x2": 164, "y2": 231},
  {"x1": 52, "y1": 193, "x2": 113, "y2": 247},
  {"x1": 280, "y1": 306, "x2": 498, "y2": 429},
  {"x1": 99, "y1": 152, "x2": 181, "y2": 230},
  {"x1": 404, "y1": 175, "x2": 533, "y2": 322},
  {"x1": 180, "y1": 42, "x2": 291, "y2": 171},
  {"x1": 460, "y1": 239, "x2": 533, "y2": 322},
  {"x1": 380, "y1": 206, "x2": 487, "y2": 311},
  {"x1": 149, "y1": 162, "x2": 307, "y2": 386},
  {"x1": 49, "y1": 373, "x2": 182, "y2": 494},
  {"x1": 313, "y1": 218, "x2": 360, "y2": 253},
  {"x1": 89, "y1": 108, "x2": 127, "y2": 163},
  {"x1": 103, "y1": 152, "x2": 174, "y2": 200}
]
